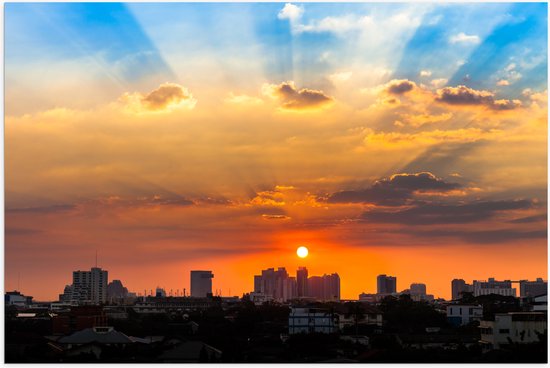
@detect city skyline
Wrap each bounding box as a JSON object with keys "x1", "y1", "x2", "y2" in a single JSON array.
[{"x1": 5, "y1": 2, "x2": 547, "y2": 301}]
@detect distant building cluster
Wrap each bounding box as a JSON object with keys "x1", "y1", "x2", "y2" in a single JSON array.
[
  {"x1": 251, "y1": 267, "x2": 340, "y2": 303},
  {"x1": 360, "y1": 275, "x2": 434, "y2": 302},
  {"x1": 451, "y1": 277, "x2": 547, "y2": 300}
]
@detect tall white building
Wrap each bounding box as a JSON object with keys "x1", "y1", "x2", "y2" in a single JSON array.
[
  {"x1": 473, "y1": 278, "x2": 516, "y2": 297},
  {"x1": 190, "y1": 270, "x2": 214, "y2": 297},
  {"x1": 61, "y1": 267, "x2": 108, "y2": 305}
]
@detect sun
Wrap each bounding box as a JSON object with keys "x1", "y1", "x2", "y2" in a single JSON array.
[{"x1": 296, "y1": 246, "x2": 309, "y2": 258}]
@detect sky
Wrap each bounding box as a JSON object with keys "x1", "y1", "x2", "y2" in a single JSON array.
[{"x1": 5, "y1": 2, "x2": 548, "y2": 301}]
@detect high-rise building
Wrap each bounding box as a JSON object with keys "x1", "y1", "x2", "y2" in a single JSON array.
[
  {"x1": 520, "y1": 278, "x2": 548, "y2": 297},
  {"x1": 190, "y1": 270, "x2": 214, "y2": 297},
  {"x1": 61, "y1": 267, "x2": 108, "y2": 305},
  {"x1": 377, "y1": 274, "x2": 397, "y2": 294},
  {"x1": 253, "y1": 267, "x2": 297, "y2": 302},
  {"x1": 297, "y1": 267, "x2": 308, "y2": 297},
  {"x1": 410, "y1": 283, "x2": 427, "y2": 295},
  {"x1": 451, "y1": 279, "x2": 473, "y2": 300},
  {"x1": 473, "y1": 278, "x2": 516, "y2": 297},
  {"x1": 308, "y1": 273, "x2": 341, "y2": 301}
]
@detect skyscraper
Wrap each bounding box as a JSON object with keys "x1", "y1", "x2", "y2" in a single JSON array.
[
  {"x1": 190, "y1": 270, "x2": 214, "y2": 297},
  {"x1": 377, "y1": 274, "x2": 396, "y2": 294},
  {"x1": 451, "y1": 279, "x2": 473, "y2": 300},
  {"x1": 253, "y1": 267, "x2": 297, "y2": 302},
  {"x1": 307, "y1": 273, "x2": 341, "y2": 301},
  {"x1": 519, "y1": 278, "x2": 548, "y2": 297},
  {"x1": 62, "y1": 267, "x2": 108, "y2": 304},
  {"x1": 297, "y1": 267, "x2": 308, "y2": 297},
  {"x1": 410, "y1": 283, "x2": 427, "y2": 296}
]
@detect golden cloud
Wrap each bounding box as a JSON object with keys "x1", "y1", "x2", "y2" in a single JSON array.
[
  {"x1": 120, "y1": 82, "x2": 197, "y2": 114},
  {"x1": 262, "y1": 81, "x2": 334, "y2": 110}
]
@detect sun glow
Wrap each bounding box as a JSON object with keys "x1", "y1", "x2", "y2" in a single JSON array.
[{"x1": 297, "y1": 246, "x2": 309, "y2": 258}]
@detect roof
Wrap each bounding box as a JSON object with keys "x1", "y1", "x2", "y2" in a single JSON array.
[
  {"x1": 159, "y1": 341, "x2": 222, "y2": 362},
  {"x1": 58, "y1": 327, "x2": 132, "y2": 345}
]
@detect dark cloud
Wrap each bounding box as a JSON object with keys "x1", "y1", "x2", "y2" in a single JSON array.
[
  {"x1": 327, "y1": 172, "x2": 461, "y2": 205},
  {"x1": 268, "y1": 81, "x2": 333, "y2": 110},
  {"x1": 5, "y1": 227, "x2": 44, "y2": 236},
  {"x1": 412, "y1": 228, "x2": 546, "y2": 244},
  {"x1": 508, "y1": 214, "x2": 547, "y2": 224},
  {"x1": 386, "y1": 79, "x2": 416, "y2": 94},
  {"x1": 262, "y1": 214, "x2": 291, "y2": 220},
  {"x1": 361, "y1": 199, "x2": 533, "y2": 225},
  {"x1": 140, "y1": 83, "x2": 194, "y2": 110},
  {"x1": 435, "y1": 85, "x2": 521, "y2": 110},
  {"x1": 6, "y1": 204, "x2": 76, "y2": 214}
]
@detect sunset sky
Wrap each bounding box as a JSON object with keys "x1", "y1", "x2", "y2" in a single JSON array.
[{"x1": 5, "y1": 3, "x2": 548, "y2": 301}]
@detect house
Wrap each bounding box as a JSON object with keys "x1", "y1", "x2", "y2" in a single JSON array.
[
  {"x1": 158, "y1": 341, "x2": 222, "y2": 363},
  {"x1": 446, "y1": 304, "x2": 483, "y2": 326}
]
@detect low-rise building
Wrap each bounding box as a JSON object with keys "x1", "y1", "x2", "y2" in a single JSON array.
[
  {"x1": 288, "y1": 307, "x2": 338, "y2": 334},
  {"x1": 5, "y1": 291, "x2": 33, "y2": 308},
  {"x1": 446, "y1": 304, "x2": 483, "y2": 326},
  {"x1": 479, "y1": 312, "x2": 547, "y2": 350}
]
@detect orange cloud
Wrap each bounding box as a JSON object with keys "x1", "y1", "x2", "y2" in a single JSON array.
[
  {"x1": 262, "y1": 81, "x2": 333, "y2": 110},
  {"x1": 120, "y1": 82, "x2": 197, "y2": 113}
]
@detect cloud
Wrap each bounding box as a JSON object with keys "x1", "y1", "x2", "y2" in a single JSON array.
[
  {"x1": 225, "y1": 92, "x2": 264, "y2": 106},
  {"x1": 508, "y1": 214, "x2": 547, "y2": 224},
  {"x1": 497, "y1": 79, "x2": 510, "y2": 86},
  {"x1": 361, "y1": 199, "x2": 533, "y2": 225},
  {"x1": 278, "y1": 3, "x2": 304, "y2": 22},
  {"x1": 6, "y1": 204, "x2": 77, "y2": 214},
  {"x1": 385, "y1": 79, "x2": 416, "y2": 95},
  {"x1": 296, "y1": 15, "x2": 373, "y2": 33},
  {"x1": 397, "y1": 112, "x2": 453, "y2": 128},
  {"x1": 419, "y1": 70, "x2": 432, "y2": 77},
  {"x1": 120, "y1": 83, "x2": 196, "y2": 113},
  {"x1": 262, "y1": 81, "x2": 334, "y2": 110},
  {"x1": 328, "y1": 172, "x2": 461, "y2": 205},
  {"x1": 329, "y1": 71, "x2": 353, "y2": 84},
  {"x1": 449, "y1": 32, "x2": 480, "y2": 44},
  {"x1": 262, "y1": 214, "x2": 291, "y2": 220},
  {"x1": 430, "y1": 78, "x2": 448, "y2": 88},
  {"x1": 435, "y1": 85, "x2": 522, "y2": 110},
  {"x1": 412, "y1": 228, "x2": 546, "y2": 244}
]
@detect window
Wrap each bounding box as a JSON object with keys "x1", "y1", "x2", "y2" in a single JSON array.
[
  {"x1": 459, "y1": 308, "x2": 462, "y2": 315},
  {"x1": 499, "y1": 329, "x2": 510, "y2": 334}
]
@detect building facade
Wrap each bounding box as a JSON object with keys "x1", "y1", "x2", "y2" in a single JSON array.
[
  {"x1": 190, "y1": 271, "x2": 214, "y2": 298},
  {"x1": 446, "y1": 304, "x2": 483, "y2": 326},
  {"x1": 519, "y1": 278, "x2": 547, "y2": 297},
  {"x1": 451, "y1": 279, "x2": 473, "y2": 300},
  {"x1": 297, "y1": 267, "x2": 308, "y2": 298},
  {"x1": 377, "y1": 274, "x2": 397, "y2": 294},
  {"x1": 473, "y1": 278, "x2": 516, "y2": 297},
  {"x1": 479, "y1": 312, "x2": 547, "y2": 350},
  {"x1": 288, "y1": 307, "x2": 338, "y2": 334},
  {"x1": 60, "y1": 267, "x2": 108, "y2": 305}
]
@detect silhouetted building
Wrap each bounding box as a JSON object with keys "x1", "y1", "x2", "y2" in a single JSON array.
[
  {"x1": 59, "y1": 267, "x2": 108, "y2": 305},
  {"x1": 288, "y1": 307, "x2": 338, "y2": 334},
  {"x1": 308, "y1": 273, "x2": 341, "y2": 301},
  {"x1": 297, "y1": 267, "x2": 308, "y2": 298},
  {"x1": 190, "y1": 271, "x2": 214, "y2": 298},
  {"x1": 473, "y1": 278, "x2": 516, "y2": 297},
  {"x1": 520, "y1": 278, "x2": 547, "y2": 297},
  {"x1": 107, "y1": 280, "x2": 128, "y2": 301},
  {"x1": 5, "y1": 291, "x2": 33, "y2": 308},
  {"x1": 446, "y1": 304, "x2": 483, "y2": 326},
  {"x1": 410, "y1": 283, "x2": 426, "y2": 295},
  {"x1": 253, "y1": 267, "x2": 296, "y2": 302},
  {"x1": 377, "y1": 274, "x2": 396, "y2": 294},
  {"x1": 452, "y1": 279, "x2": 473, "y2": 300}
]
